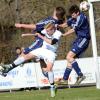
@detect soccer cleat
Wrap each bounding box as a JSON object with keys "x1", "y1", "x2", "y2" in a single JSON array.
[
  {"x1": 0, "y1": 71, "x2": 7, "y2": 77},
  {"x1": 50, "y1": 85, "x2": 57, "y2": 97},
  {"x1": 0, "y1": 65, "x2": 4, "y2": 71},
  {"x1": 55, "y1": 79, "x2": 68, "y2": 85},
  {"x1": 2, "y1": 64, "x2": 12, "y2": 69},
  {"x1": 75, "y1": 75, "x2": 86, "y2": 85},
  {"x1": 0, "y1": 64, "x2": 12, "y2": 77}
]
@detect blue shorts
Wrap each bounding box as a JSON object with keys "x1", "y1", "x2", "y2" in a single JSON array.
[
  {"x1": 23, "y1": 38, "x2": 43, "y2": 54},
  {"x1": 71, "y1": 37, "x2": 90, "y2": 57}
]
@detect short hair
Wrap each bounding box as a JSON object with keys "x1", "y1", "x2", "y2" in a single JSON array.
[
  {"x1": 69, "y1": 5, "x2": 80, "y2": 15},
  {"x1": 15, "y1": 47, "x2": 21, "y2": 50},
  {"x1": 44, "y1": 22, "x2": 55, "y2": 29},
  {"x1": 55, "y1": 7, "x2": 66, "y2": 21}
]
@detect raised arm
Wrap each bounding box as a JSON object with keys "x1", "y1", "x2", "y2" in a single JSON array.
[
  {"x1": 15, "y1": 23, "x2": 36, "y2": 29},
  {"x1": 62, "y1": 28, "x2": 75, "y2": 36},
  {"x1": 21, "y1": 33, "x2": 36, "y2": 37},
  {"x1": 58, "y1": 22, "x2": 68, "y2": 28},
  {"x1": 35, "y1": 33, "x2": 52, "y2": 44}
]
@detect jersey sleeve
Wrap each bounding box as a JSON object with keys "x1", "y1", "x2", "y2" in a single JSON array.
[
  {"x1": 53, "y1": 30, "x2": 62, "y2": 40},
  {"x1": 36, "y1": 17, "x2": 57, "y2": 32},
  {"x1": 67, "y1": 18, "x2": 73, "y2": 26},
  {"x1": 71, "y1": 13, "x2": 86, "y2": 31}
]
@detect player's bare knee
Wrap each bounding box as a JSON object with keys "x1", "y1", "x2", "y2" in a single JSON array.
[
  {"x1": 66, "y1": 55, "x2": 71, "y2": 62},
  {"x1": 67, "y1": 63, "x2": 72, "y2": 68},
  {"x1": 24, "y1": 54, "x2": 35, "y2": 60},
  {"x1": 46, "y1": 67, "x2": 52, "y2": 72}
]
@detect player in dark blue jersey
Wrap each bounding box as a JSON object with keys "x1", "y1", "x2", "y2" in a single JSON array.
[
  {"x1": 15, "y1": 7, "x2": 65, "y2": 55},
  {"x1": 57, "y1": 5, "x2": 90, "y2": 85}
]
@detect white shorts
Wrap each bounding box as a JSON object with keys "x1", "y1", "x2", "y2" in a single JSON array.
[{"x1": 30, "y1": 48, "x2": 56, "y2": 63}]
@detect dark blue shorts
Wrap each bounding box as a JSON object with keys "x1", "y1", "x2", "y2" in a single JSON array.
[
  {"x1": 23, "y1": 38, "x2": 43, "y2": 54},
  {"x1": 71, "y1": 37, "x2": 90, "y2": 57}
]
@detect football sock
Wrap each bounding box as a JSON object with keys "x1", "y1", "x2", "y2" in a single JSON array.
[
  {"x1": 63, "y1": 67, "x2": 72, "y2": 80},
  {"x1": 5, "y1": 57, "x2": 26, "y2": 73},
  {"x1": 13, "y1": 56, "x2": 25, "y2": 66},
  {"x1": 48, "y1": 71, "x2": 54, "y2": 85},
  {"x1": 42, "y1": 71, "x2": 48, "y2": 78},
  {"x1": 71, "y1": 60, "x2": 83, "y2": 76}
]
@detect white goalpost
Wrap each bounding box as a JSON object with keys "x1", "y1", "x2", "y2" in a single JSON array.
[{"x1": 88, "y1": 0, "x2": 100, "y2": 89}]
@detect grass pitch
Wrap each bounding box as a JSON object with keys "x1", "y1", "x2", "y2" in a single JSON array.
[{"x1": 0, "y1": 86, "x2": 100, "y2": 100}]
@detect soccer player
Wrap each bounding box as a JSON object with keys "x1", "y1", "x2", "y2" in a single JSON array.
[
  {"x1": 15, "y1": 6, "x2": 65, "y2": 55},
  {"x1": 0, "y1": 22, "x2": 62, "y2": 97},
  {"x1": 57, "y1": 5, "x2": 90, "y2": 85}
]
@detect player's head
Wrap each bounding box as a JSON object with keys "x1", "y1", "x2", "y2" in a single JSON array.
[
  {"x1": 44, "y1": 22, "x2": 56, "y2": 35},
  {"x1": 15, "y1": 47, "x2": 22, "y2": 55},
  {"x1": 69, "y1": 5, "x2": 80, "y2": 18},
  {"x1": 53, "y1": 6, "x2": 66, "y2": 21}
]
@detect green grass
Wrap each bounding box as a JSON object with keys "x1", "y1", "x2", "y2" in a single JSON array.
[{"x1": 0, "y1": 86, "x2": 100, "y2": 100}]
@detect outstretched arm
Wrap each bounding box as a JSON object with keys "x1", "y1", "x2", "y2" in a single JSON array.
[
  {"x1": 15, "y1": 23, "x2": 36, "y2": 29},
  {"x1": 21, "y1": 33, "x2": 36, "y2": 37},
  {"x1": 58, "y1": 22, "x2": 68, "y2": 28},
  {"x1": 62, "y1": 28, "x2": 75, "y2": 36},
  {"x1": 35, "y1": 33, "x2": 52, "y2": 44}
]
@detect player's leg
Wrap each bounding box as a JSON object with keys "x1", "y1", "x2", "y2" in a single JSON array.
[
  {"x1": 38, "y1": 48, "x2": 56, "y2": 97},
  {"x1": 40, "y1": 60, "x2": 56, "y2": 97},
  {"x1": 0, "y1": 35, "x2": 43, "y2": 76},
  {"x1": 70, "y1": 38, "x2": 89, "y2": 84},
  {"x1": 57, "y1": 50, "x2": 84, "y2": 85},
  {"x1": 23, "y1": 38, "x2": 43, "y2": 62},
  {"x1": 46, "y1": 61, "x2": 57, "y2": 97},
  {"x1": 23, "y1": 37, "x2": 43, "y2": 54},
  {"x1": 40, "y1": 58, "x2": 56, "y2": 97},
  {"x1": 39, "y1": 49, "x2": 55, "y2": 86},
  {"x1": 0, "y1": 38, "x2": 42, "y2": 72},
  {"x1": 40, "y1": 59, "x2": 48, "y2": 78},
  {"x1": 61, "y1": 51, "x2": 74, "y2": 84},
  {"x1": 0, "y1": 52, "x2": 36, "y2": 76},
  {"x1": 56, "y1": 51, "x2": 74, "y2": 85},
  {"x1": 68, "y1": 51, "x2": 85, "y2": 85},
  {"x1": 57, "y1": 38, "x2": 88, "y2": 85}
]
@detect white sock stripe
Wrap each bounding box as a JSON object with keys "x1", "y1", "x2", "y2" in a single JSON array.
[
  {"x1": 71, "y1": 60, "x2": 76, "y2": 64},
  {"x1": 78, "y1": 38, "x2": 87, "y2": 48},
  {"x1": 14, "y1": 57, "x2": 25, "y2": 66}
]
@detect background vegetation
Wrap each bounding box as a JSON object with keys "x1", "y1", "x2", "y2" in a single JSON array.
[{"x1": 0, "y1": 0, "x2": 100, "y2": 63}]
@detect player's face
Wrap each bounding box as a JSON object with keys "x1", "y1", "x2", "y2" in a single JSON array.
[
  {"x1": 71, "y1": 12, "x2": 79, "y2": 19},
  {"x1": 46, "y1": 27, "x2": 55, "y2": 35}
]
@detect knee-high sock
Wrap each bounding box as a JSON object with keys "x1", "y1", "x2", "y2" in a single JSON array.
[
  {"x1": 42, "y1": 71, "x2": 48, "y2": 78},
  {"x1": 48, "y1": 71, "x2": 54, "y2": 85},
  {"x1": 63, "y1": 67, "x2": 72, "y2": 80},
  {"x1": 71, "y1": 60, "x2": 83, "y2": 76},
  {"x1": 5, "y1": 57, "x2": 25, "y2": 73},
  {"x1": 13, "y1": 56, "x2": 25, "y2": 66}
]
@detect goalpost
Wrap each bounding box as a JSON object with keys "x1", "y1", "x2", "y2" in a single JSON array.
[{"x1": 88, "y1": 0, "x2": 100, "y2": 89}]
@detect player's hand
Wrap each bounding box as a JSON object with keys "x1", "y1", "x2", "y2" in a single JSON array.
[
  {"x1": 15, "y1": 23, "x2": 22, "y2": 28},
  {"x1": 62, "y1": 33, "x2": 67, "y2": 37},
  {"x1": 58, "y1": 23, "x2": 67, "y2": 28},
  {"x1": 21, "y1": 34, "x2": 26, "y2": 37},
  {"x1": 35, "y1": 33, "x2": 40, "y2": 36}
]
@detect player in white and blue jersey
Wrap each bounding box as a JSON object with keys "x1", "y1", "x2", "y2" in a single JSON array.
[
  {"x1": 15, "y1": 7, "x2": 65, "y2": 55},
  {"x1": 0, "y1": 22, "x2": 62, "y2": 97},
  {"x1": 57, "y1": 5, "x2": 90, "y2": 85}
]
